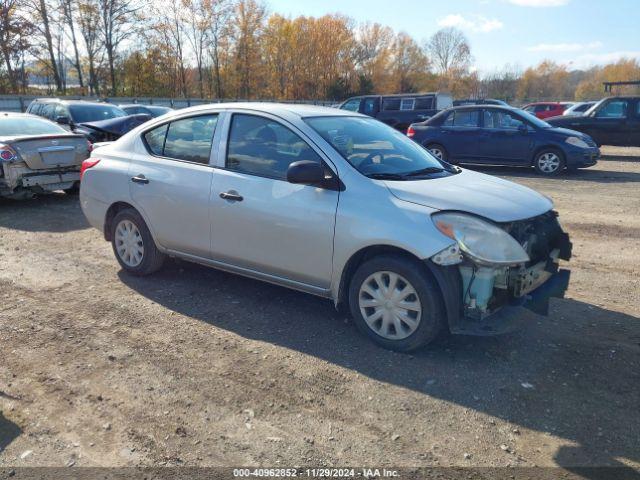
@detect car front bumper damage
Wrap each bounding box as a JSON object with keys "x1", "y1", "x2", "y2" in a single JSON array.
[{"x1": 427, "y1": 212, "x2": 573, "y2": 336}]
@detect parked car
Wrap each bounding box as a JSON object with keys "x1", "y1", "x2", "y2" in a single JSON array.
[
  {"x1": 119, "y1": 104, "x2": 173, "y2": 117},
  {"x1": 26, "y1": 99, "x2": 152, "y2": 143},
  {"x1": 0, "y1": 112, "x2": 90, "y2": 199},
  {"x1": 562, "y1": 101, "x2": 596, "y2": 117},
  {"x1": 80, "y1": 103, "x2": 572, "y2": 351},
  {"x1": 546, "y1": 96, "x2": 640, "y2": 147},
  {"x1": 338, "y1": 92, "x2": 453, "y2": 132},
  {"x1": 454, "y1": 98, "x2": 509, "y2": 107},
  {"x1": 522, "y1": 102, "x2": 573, "y2": 119},
  {"x1": 407, "y1": 105, "x2": 599, "y2": 176}
]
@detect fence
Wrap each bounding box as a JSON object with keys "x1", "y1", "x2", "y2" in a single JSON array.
[{"x1": 0, "y1": 95, "x2": 337, "y2": 113}]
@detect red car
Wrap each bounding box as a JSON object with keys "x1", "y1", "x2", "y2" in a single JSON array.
[{"x1": 523, "y1": 102, "x2": 574, "y2": 119}]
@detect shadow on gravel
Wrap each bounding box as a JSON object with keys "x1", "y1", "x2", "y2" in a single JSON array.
[
  {"x1": 0, "y1": 411, "x2": 22, "y2": 453},
  {"x1": 0, "y1": 193, "x2": 89, "y2": 233},
  {"x1": 467, "y1": 165, "x2": 640, "y2": 183},
  {"x1": 120, "y1": 260, "x2": 640, "y2": 472}
]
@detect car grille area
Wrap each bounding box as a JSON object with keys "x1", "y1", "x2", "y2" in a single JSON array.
[{"x1": 501, "y1": 210, "x2": 572, "y2": 265}]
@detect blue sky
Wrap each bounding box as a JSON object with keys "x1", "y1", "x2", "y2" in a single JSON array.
[{"x1": 266, "y1": 0, "x2": 640, "y2": 73}]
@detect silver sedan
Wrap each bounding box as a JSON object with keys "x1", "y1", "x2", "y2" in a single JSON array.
[{"x1": 80, "y1": 103, "x2": 571, "y2": 351}]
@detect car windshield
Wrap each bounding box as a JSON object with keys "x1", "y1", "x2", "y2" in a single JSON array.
[
  {"x1": 518, "y1": 109, "x2": 552, "y2": 128},
  {"x1": 305, "y1": 116, "x2": 448, "y2": 178},
  {"x1": 0, "y1": 116, "x2": 67, "y2": 136},
  {"x1": 68, "y1": 104, "x2": 127, "y2": 123}
]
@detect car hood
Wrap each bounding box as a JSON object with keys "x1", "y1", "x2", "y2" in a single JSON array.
[
  {"x1": 384, "y1": 168, "x2": 553, "y2": 223},
  {"x1": 546, "y1": 116, "x2": 589, "y2": 127},
  {"x1": 78, "y1": 114, "x2": 152, "y2": 136}
]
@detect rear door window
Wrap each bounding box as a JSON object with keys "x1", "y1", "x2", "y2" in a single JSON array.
[
  {"x1": 444, "y1": 110, "x2": 480, "y2": 127},
  {"x1": 143, "y1": 114, "x2": 218, "y2": 164}
]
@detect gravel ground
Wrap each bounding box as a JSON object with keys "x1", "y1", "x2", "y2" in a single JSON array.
[{"x1": 0, "y1": 147, "x2": 639, "y2": 470}]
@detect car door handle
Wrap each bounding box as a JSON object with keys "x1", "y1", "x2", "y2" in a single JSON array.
[
  {"x1": 219, "y1": 191, "x2": 243, "y2": 202},
  {"x1": 131, "y1": 175, "x2": 149, "y2": 184}
]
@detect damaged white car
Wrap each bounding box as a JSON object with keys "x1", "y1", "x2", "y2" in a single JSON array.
[
  {"x1": 0, "y1": 112, "x2": 90, "y2": 199},
  {"x1": 80, "y1": 104, "x2": 572, "y2": 351}
]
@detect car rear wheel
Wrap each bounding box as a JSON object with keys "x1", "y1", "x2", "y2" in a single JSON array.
[
  {"x1": 534, "y1": 149, "x2": 565, "y2": 176},
  {"x1": 348, "y1": 255, "x2": 445, "y2": 352},
  {"x1": 426, "y1": 143, "x2": 448, "y2": 162},
  {"x1": 111, "y1": 208, "x2": 165, "y2": 275}
]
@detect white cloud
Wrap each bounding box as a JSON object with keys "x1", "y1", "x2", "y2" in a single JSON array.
[
  {"x1": 528, "y1": 41, "x2": 603, "y2": 52},
  {"x1": 437, "y1": 14, "x2": 504, "y2": 33},
  {"x1": 568, "y1": 51, "x2": 640, "y2": 69},
  {"x1": 507, "y1": 0, "x2": 570, "y2": 6}
]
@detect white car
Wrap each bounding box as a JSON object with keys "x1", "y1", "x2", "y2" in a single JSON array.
[
  {"x1": 562, "y1": 101, "x2": 597, "y2": 117},
  {"x1": 80, "y1": 103, "x2": 572, "y2": 351}
]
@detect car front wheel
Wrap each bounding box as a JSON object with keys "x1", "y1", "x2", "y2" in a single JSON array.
[
  {"x1": 348, "y1": 255, "x2": 445, "y2": 352},
  {"x1": 534, "y1": 149, "x2": 565, "y2": 176},
  {"x1": 111, "y1": 208, "x2": 165, "y2": 275}
]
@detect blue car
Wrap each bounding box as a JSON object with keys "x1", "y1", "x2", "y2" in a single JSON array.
[{"x1": 407, "y1": 105, "x2": 600, "y2": 176}]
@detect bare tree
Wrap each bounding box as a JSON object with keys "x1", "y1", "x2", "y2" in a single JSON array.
[
  {"x1": 78, "y1": 0, "x2": 103, "y2": 95},
  {"x1": 206, "y1": 0, "x2": 232, "y2": 98},
  {"x1": 60, "y1": 0, "x2": 84, "y2": 89},
  {"x1": 30, "y1": 0, "x2": 64, "y2": 91},
  {"x1": 426, "y1": 27, "x2": 471, "y2": 76},
  {"x1": 98, "y1": 0, "x2": 138, "y2": 95}
]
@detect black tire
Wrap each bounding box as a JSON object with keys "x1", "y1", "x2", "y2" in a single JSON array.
[
  {"x1": 63, "y1": 182, "x2": 80, "y2": 194},
  {"x1": 111, "y1": 208, "x2": 165, "y2": 276},
  {"x1": 348, "y1": 255, "x2": 445, "y2": 352},
  {"x1": 426, "y1": 143, "x2": 450, "y2": 163},
  {"x1": 533, "y1": 148, "x2": 565, "y2": 176}
]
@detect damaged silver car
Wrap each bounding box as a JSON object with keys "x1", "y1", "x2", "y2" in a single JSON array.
[
  {"x1": 0, "y1": 112, "x2": 90, "y2": 199},
  {"x1": 80, "y1": 104, "x2": 572, "y2": 351}
]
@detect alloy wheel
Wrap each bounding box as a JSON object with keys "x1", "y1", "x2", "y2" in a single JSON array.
[
  {"x1": 537, "y1": 152, "x2": 561, "y2": 173},
  {"x1": 358, "y1": 271, "x2": 422, "y2": 340},
  {"x1": 429, "y1": 147, "x2": 444, "y2": 160}
]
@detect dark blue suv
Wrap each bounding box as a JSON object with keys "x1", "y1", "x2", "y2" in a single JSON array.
[{"x1": 407, "y1": 105, "x2": 600, "y2": 176}]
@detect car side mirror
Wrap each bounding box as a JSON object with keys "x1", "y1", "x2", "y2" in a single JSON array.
[
  {"x1": 518, "y1": 124, "x2": 528, "y2": 134},
  {"x1": 287, "y1": 160, "x2": 325, "y2": 186},
  {"x1": 55, "y1": 115, "x2": 70, "y2": 125}
]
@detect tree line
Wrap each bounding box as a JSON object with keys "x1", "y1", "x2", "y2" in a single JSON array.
[{"x1": 1, "y1": 0, "x2": 639, "y2": 101}]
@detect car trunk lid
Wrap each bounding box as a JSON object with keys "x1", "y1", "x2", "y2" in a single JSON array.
[{"x1": 7, "y1": 134, "x2": 88, "y2": 170}]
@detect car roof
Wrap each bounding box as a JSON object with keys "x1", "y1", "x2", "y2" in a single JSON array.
[
  {"x1": 0, "y1": 111, "x2": 46, "y2": 119},
  {"x1": 444, "y1": 105, "x2": 520, "y2": 113},
  {"x1": 165, "y1": 102, "x2": 363, "y2": 119},
  {"x1": 33, "y1": 98, "x2": 115, "y2": 107}
]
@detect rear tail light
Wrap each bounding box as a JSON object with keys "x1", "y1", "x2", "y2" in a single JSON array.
[
  {"x1": 406, "y1": 126, "x2": 415, "y2": 138},
  {"x1": 0, "y1": 143, "x2": 17, "y2": 162},
  {"x1": 80, "y1": 158, "x2": 100, "y2": 180}
]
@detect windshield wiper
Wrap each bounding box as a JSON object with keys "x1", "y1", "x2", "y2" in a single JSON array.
[
  {"x1": 403, "y1": 167, "x2": 445, "y2": 177},
  {"x1": 365, "y1": 172, "x2": 408, "y2": 180}
]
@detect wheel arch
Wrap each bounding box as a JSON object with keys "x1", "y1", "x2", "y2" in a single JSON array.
[
  {"x1": 530, "y1": 143, "x2": 566, "y2": 166},
  {"x1": 104, "y1": 201, "x2": 139, "y2": 242},
  {"x1": 335, "y1": 244, "x2": 462, "y2": 332}
]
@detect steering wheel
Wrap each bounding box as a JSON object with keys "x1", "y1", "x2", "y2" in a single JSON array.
[{"x1": 358, "y1": 151, "x2": 383, "y2": 169}]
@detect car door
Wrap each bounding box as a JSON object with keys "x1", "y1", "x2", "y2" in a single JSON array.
[
  {"x1": 627, "y1": 100, "x2": 640, "y2": 146},
  {"x1": 478, "y1": 109, "x2": 531, "y2": 164},
  {"x1": 209, "y1": 112, "x2": 339, "y2": 289},
  {"x1": 591, "y1": 99, "x2": 630, "y2": 146},
  {"x1": 440, "y1": 109, "x2": 483, "y2": 161},
  {"x1": 129, "y1": 113, "x2": 220, "y2": 258}
]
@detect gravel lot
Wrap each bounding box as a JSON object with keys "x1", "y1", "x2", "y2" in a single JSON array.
[{"x1": 1, "y1": 148, "x2": 639, "y2": 470}]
